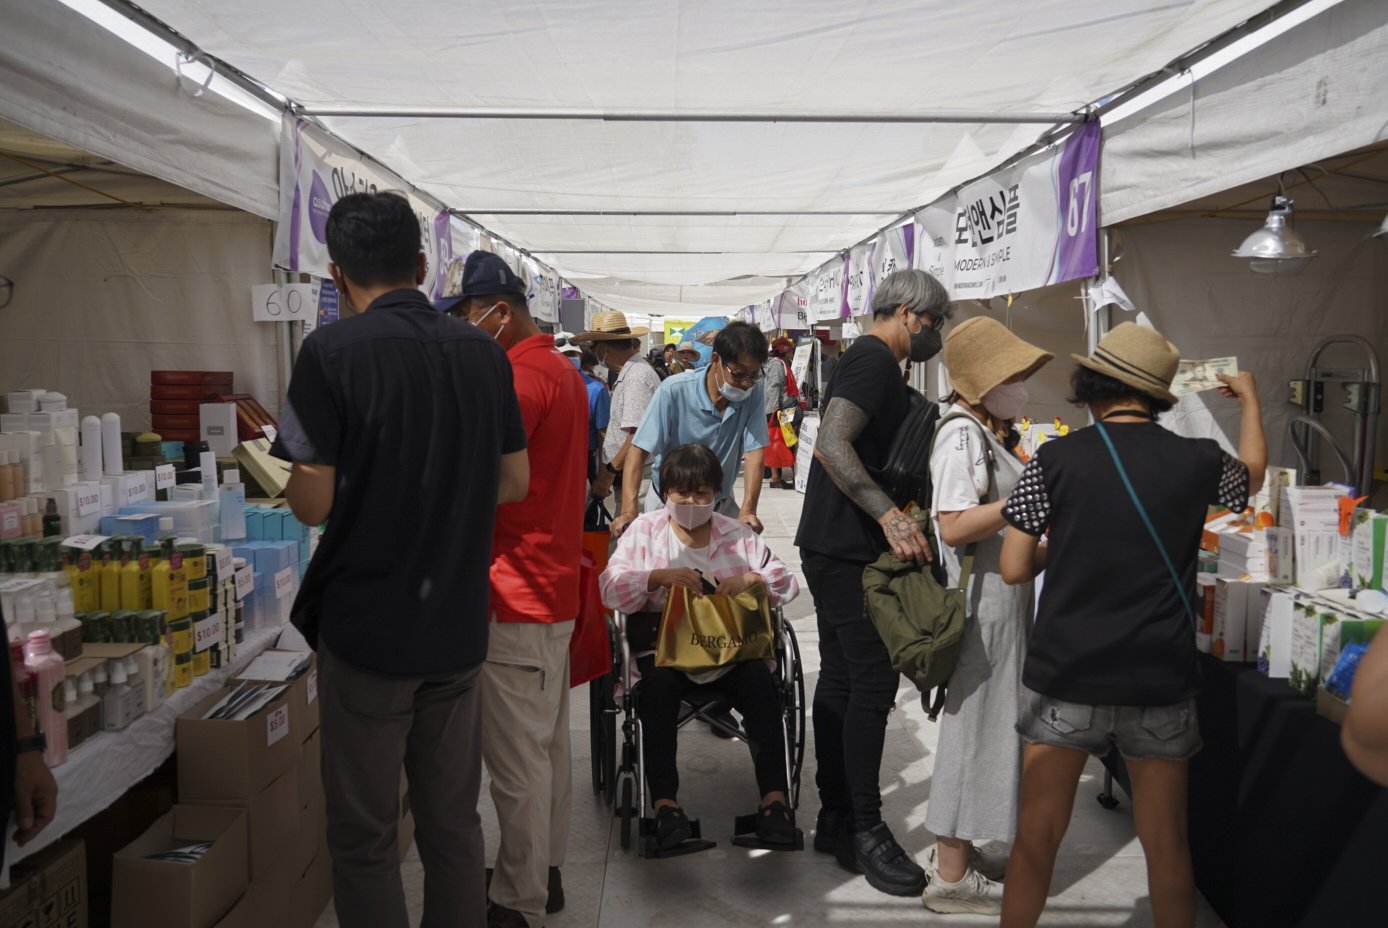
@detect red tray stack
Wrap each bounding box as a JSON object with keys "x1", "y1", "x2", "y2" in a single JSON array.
[{"x1": 150, "y1": 370, "x2": 234, "y2": 443}]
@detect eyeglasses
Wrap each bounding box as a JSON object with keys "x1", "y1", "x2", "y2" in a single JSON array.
[
  {"x1": 718, "y1": 359, "x2": 763, "y2": 386},
  {"x1": 914, "y1": 310, "x2": 946, "y2": 332}
]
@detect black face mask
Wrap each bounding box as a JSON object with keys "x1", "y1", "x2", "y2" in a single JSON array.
[{"x1": 909, "y1": 324, "x2": 943, "y2": 362}]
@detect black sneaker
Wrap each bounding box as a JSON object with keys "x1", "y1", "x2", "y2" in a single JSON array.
[
  {"x1": 813, "y1": 808, "x2": 849, "y2": 854},
  {"x1": 851, "y1": 823, "x2": 926, "y2": 896},
  {"x1": 706, "y1": 707, "x2": 740, "y2": 739}
]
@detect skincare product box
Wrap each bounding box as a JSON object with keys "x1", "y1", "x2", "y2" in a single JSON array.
[
  {"x1": 1352, "y1": 509, "x2": 1387, "y2": 590},
  {"x1": 1257, "y1": 587, "x2": 1298, "y2": 678}
]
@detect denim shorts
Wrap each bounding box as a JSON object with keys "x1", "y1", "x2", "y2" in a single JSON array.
[{"x1": 1017, "y1": 686, "x2": 1203, "y2": 761}]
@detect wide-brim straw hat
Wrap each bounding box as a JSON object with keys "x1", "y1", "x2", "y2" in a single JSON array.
[
  {"x1": 944, "y1": 316, "x2": 1053, "y2": 405},
  {"x1": 1071, "y1": 322, "x2": 1180, "y2": 405},
  {"x1": 573, "y1": 310, "x2": 649, "y2": 342}
]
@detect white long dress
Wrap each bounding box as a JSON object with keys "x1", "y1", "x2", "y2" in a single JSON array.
[{"x1": 924, "y1": 406, "x2": 1034, "y2": 843}]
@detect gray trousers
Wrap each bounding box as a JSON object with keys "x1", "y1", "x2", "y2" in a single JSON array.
[{"x1": 319, "y1": 645, "x2": 485, "y2": 928}]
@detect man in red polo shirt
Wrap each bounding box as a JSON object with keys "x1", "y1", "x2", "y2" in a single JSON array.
[{"x1": 437, "y1": 251, "x2": 587, "y2": 928}]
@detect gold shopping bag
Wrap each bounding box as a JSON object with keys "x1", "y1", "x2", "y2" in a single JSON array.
[{"x1": 655, "y1": 582, "x2": 776, "y2": 672}]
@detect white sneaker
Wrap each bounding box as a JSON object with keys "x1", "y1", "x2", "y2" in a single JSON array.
[
  {"x1": 922, "y1": 865, "x2": 1003, "y2": 915},
  {"x1": 969, "y1": 844, "x2": 1008, "y2": 882}
]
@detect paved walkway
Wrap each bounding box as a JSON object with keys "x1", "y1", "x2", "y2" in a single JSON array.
[{"x1": 317, "y1": 479, "x2": 1224, "y2": 927}]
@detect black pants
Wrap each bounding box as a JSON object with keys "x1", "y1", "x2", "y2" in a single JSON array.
[
  {"x1": 802, "y1": 548, "x2": 900, "y2": 831},
  {"x1": 635, "y1": 656, "x2": 788, "y2": 803}
]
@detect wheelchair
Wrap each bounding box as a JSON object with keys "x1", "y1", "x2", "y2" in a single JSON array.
[{"x1": 589, "y1": 606, "x2": 807, "y2": 857}]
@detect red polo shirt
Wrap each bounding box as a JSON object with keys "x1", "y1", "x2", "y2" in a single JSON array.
[{"x1": 491, "y1": 333, "x2": 589, "y2": 623}]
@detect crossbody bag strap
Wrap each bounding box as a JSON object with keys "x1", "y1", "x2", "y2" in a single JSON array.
[
  {"x1": 930, "y1": 411, "x2": 995, "y2": 595},
  {"x1": 1094, "y1": 423, "x2": 1198, "y2": 630}
]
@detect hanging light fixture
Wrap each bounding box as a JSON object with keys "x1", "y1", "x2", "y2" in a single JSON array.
[{"x1": 1232, "y1": 193, "x2": 1317, "y2": 275}]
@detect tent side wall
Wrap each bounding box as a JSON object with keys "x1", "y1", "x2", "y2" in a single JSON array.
[
  {"x1": 1100, "y1": 0, "x2": 1388, "y2": 227},
  {"x1": 0, "y1": 210, "x2": 281, "y2": 430},
  {"x1": 0, "y1": 0, "x2": 278, "y2": 220}
]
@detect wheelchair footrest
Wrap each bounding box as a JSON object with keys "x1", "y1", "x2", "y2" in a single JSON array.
[
  {"x1": 638, "y1": 817, "x2": 717, "y2": 858},
  {"x1": 729, "y1": 812, "x2": 805, "y2": 851}
]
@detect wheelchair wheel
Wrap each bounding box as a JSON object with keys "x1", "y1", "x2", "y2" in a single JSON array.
[
  {"x1": 618, "y1": 775, "x2": 635, "y2": 850},
  {"x1": 589, "y1": 678, "x2": 604, "y2": 794},
  {"x1": 589, "y1": 674, "x2": 617, "y2": 803},
  {"x1": 781, "y1": 621, "x2": 808, "y2": 807}
]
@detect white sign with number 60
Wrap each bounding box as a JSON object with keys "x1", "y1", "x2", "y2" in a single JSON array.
[{"x1": 251, "y1": 283, "x2": 317, "y2": 323}]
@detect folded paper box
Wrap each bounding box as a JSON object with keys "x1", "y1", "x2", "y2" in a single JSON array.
[
  {"x1": 112, "y1": 805, "x2": 248, "y2": 928},
  {"x1": 177, "y1": 685, "x2": 300, "y2": 801}
]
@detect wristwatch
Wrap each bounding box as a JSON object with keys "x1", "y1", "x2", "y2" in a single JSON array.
[{"x1": 16, "y1": 732, "x2": 46, "y2": 755}]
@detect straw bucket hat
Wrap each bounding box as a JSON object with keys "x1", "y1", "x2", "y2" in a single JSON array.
[
  {"x1": 943, "y1": 316, "x2": 1053, "y2": 405},
  {"x1": 573, "y1": 309, "x2": 649, "y2": 342},
  {"x1": 1072, "y1": 322, "x2": 1180, "y2": 405}
]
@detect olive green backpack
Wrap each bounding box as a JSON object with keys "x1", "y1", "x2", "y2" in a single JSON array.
[{"x1": 862, "y1": 412, "x2": 994, "y2": 720}]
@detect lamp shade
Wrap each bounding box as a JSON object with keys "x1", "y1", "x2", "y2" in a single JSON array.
[{"x1": 1232, "y1": 195, "x2": 1317, "y2": 275}]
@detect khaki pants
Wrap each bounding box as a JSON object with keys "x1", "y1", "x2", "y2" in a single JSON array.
[{"x1": 481, "y1": 620, "x2": 574, "y2": 927}]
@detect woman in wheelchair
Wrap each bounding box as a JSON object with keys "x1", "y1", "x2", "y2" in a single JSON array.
[{"x1": 600, "y1": 443, "x2": 801, "y2": 850}]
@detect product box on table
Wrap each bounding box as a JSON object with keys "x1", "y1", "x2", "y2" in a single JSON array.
[
  {"x1": 1352, "y1": 509, "x2": 1387, "y2": 590},
  {"x1": 177, "y1": 685, "x2": 301, "y2": 800},
  {"x1": 111, "y1": 805, "x2": 248, "y2": 928},
  {"x1": 1316, "y1": 685, "x2": 1351, "y2": 725},
  {"x1": 194, "y1": 770, "x2": 299, "y2": 880},
  {"x1": 234, "y1": 650, "x2": 318, "y2": 746},
  {"x1": 1256, "y1": 588, "x2": 1298, "y2": 678},
  {"x1": 1212, "y1": 578, "x2": 1263, "y2": 662}
]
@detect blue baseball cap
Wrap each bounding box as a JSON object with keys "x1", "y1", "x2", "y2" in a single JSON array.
[{"x1": 433, "y1": 250, "x2": 526, "y2": 314}]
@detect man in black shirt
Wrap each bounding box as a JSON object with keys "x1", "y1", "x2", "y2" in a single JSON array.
[
  {"x1": 273, "y1": 192, "x2": 529, "y2": 928},
  {"x1": 795, "y1": 269, "x2": 953, "y2": 896}
]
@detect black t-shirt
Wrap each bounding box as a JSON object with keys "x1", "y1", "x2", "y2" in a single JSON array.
[
  {"x1": 795, "y1": 335, "x2": 909, "y2": 564},
  {"x1": 1002, "y1": 422, "x2": 1250, "y2": 706},
  {"x1": 272, "y1": 289, "x2": 526, "y2": 677}
]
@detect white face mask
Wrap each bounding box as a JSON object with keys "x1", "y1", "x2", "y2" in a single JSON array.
[
  {"x1": 982, "y1": 381, "x2": 1029, "y2": 420},
  {"x1": 665, "y1": 498, "x2": 716, "y2": 530},
  {"x1": 593, "y1": 364, "x2": 610, "y2": 382},
  {"x1": 715, "y1": 361, "x2": 753, "y2": 403}
]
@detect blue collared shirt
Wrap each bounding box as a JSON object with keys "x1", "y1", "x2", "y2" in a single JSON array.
[{"x1": 632, "y1": 368, "x2": 769, "y2": 502}]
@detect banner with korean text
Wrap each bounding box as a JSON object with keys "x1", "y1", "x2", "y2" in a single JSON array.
[{"x1": 914, "y1": 121, "x2": 1100, "y2": 300}]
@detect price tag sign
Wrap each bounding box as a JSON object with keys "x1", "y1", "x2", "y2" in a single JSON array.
[
  {"x1": 0, "y1": 578, "x2": 45, "y2": 595},
  {"x1": 307, "y1": 669, "x2": 318, "y2": 705},
  {"x1": 155, "y1": 464, "x2": 176, "y2": 491},
  {"x1": 62, "y1": 534, "x2": 109, "y2": 551},
  {"x1": 234, "y1": 567, "x2": 255, "y2": 601},
  {"x1": 266, "y1": 704, "x2": 290, "y2": 746},
  {"x1": 261, "y1": 424, "x2": 278, "y2": 444},
  {"x1": 76, "y1": 487, "x2": 102, "y2": 518},
  {"x1": 194, "y1": 613, "x2": 224, "y2": 653},
  {"x1": 214, "y1": 547, "x2": 234, "y2": 578},
  {"x1": 274, "y1": 567, "x2": 295, "y2": 600}
]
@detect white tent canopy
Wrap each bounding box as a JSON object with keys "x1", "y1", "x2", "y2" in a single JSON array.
[{"x1": 111, "y1": 0, "x2": 1275, "y2": 314}]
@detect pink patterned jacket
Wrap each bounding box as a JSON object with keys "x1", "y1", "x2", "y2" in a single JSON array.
[{"x1": 599, "y1": 510, "x2": 799, "y2": 614}]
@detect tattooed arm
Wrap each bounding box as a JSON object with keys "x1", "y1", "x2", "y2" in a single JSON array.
[{"x1": 814, "y1": 397, "x2": 932, "y2": 565}]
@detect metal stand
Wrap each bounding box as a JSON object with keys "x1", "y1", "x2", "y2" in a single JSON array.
[{"x1": 1287, "y1": 336, "x2": 1381, "y2": 495}]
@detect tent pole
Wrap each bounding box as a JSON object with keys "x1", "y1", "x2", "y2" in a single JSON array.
[{"x1": 306, "y1": 108, "x2": 1082, "y2": 125}]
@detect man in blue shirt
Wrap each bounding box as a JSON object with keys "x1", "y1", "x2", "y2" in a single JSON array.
[
  {"x1": 611, "y1": 321, "x2": 770, "y2": 536},
  {"x1": 561, "y1": 342, "x2": 612, "y2": 485}
]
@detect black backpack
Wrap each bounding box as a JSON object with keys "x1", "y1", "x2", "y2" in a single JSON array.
[{"x1": 869, "y1": 388, "x2": 941, "y2": 510}]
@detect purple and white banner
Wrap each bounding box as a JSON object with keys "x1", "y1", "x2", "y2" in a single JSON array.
[
  {"x1": 521, "y1": 255, "x2": 559, "y2": 323},
  {"x1": 914, "y1": 121, "x2": 1100, "y2": 299},
  {"x1": 274, "y1": 116, "x2": 494, "y2": 301},
  {"x1": 871, "y1": 222, "x2": 915, "y2": 296},
  {"x1": 845, "y1": 242, "x2": 874, "y2": 317},
  {"x1": 809, "y1": 254, "x2": 848, "y2": 323}
]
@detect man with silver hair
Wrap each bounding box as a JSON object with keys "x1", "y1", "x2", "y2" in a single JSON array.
[{"x1": 795, "y1": 268, "x2": 954, "y2": 896}]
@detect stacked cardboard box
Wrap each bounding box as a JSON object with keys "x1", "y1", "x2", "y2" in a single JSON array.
[
  {"x1": 0, "y1": 840, "x2": 88, "y2": 928},
  {"x1": 150, "y1": 372, "x2": 234, "y2": 444}
]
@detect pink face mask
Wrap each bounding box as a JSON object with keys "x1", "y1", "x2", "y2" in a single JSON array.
[{"x1": 665, "y1": 498, "x2": 715, "y2": 530}]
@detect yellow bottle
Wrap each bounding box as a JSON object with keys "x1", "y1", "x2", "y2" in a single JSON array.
[
  {"x1": 150, "y1": 549, "x2": 175, "y2": 617},
  {"x1": 64, "y1": 548, "x2": 97, "y2": 613},
  {"x1": 99, "y1": 541, "x2": 122, "y2": 612},
  {"x1": 120, "y1": 543, "x2": 149, "y2": 610}
]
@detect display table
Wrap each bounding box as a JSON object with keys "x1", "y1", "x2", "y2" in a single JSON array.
[
  {"x1": 1, "y1": 626, "x2": 281, "y2": 879},
  {"x1": 1189, "y1": 655, "x2": 1388, "y2": 927}
]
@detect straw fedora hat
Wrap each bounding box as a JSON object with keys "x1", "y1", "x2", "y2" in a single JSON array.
[
  {"x1": 944, "y1": 316, "x2": 1053, "y2": 405},
  {"x1": 1072, "y1": 322, "x2": 1180, "y2": 405},
  {"x1": 573, "y1": 309, "x2": 649, "y2": 342}
]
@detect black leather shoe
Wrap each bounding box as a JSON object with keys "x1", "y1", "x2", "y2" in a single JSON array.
[
  {"x1": 546, "y1": 866, "x2": 564, "y2": 914},
  {"x1": 487, "y1": 902, "x2": 528, "y2": 928},
  {"x1": 813, "y1": 808, "x2": 849, "y2": 854},
  {"x1": 852, "y1": 823, "x2": 926, "y2": 896}
]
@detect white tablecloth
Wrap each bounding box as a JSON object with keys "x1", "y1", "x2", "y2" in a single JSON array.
[{"x1": 2, "y1": 625, "x2": 282, "y2": 879}]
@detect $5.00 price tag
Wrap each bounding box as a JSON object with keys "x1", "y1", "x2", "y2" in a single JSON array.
[
  {"x1": 214, "y1": 547, "x2": 234, "y2": 578},
  {"x1": 234, "y1": 567, "x2": 255, "y2": 601},
  {"x1": 266, "y1": 705, "x2": 290, "y2": 747}
]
